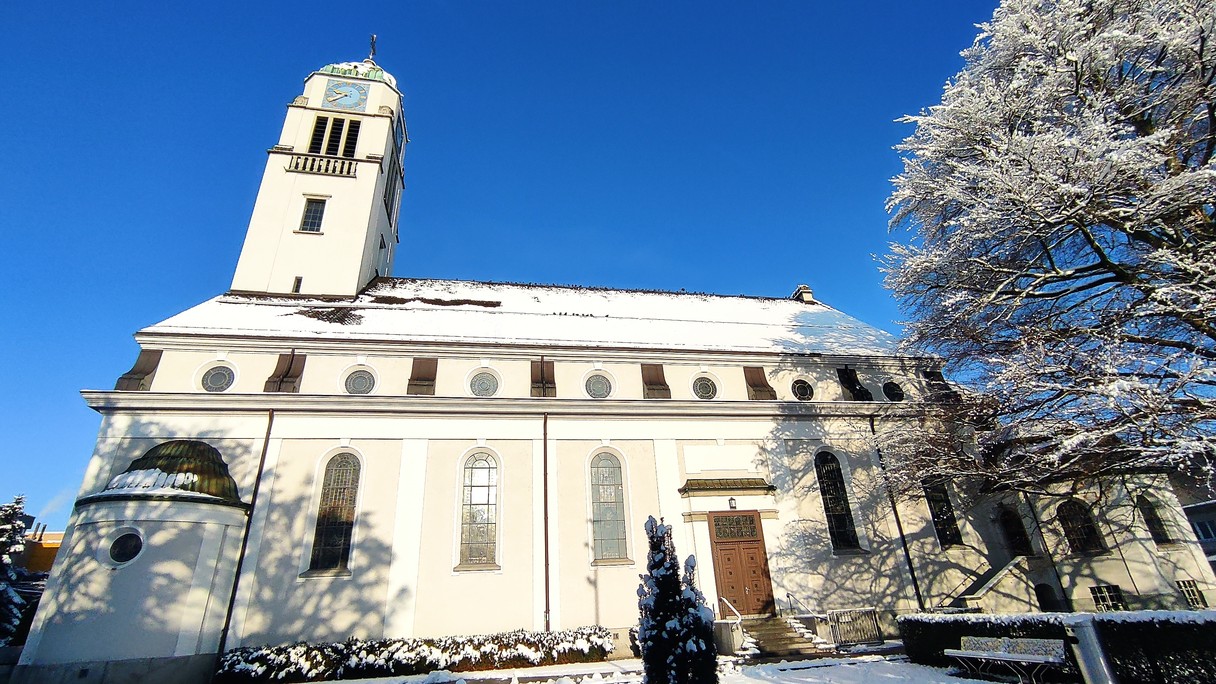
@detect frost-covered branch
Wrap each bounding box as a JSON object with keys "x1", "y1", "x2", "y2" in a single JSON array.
[{"x1": 883, "y1": 0, "x2": 1216, "y2": 490}]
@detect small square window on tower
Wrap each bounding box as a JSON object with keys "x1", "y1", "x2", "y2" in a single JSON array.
[{"x1": 299, "y1": 198, "x2": 326, "y2": 232}]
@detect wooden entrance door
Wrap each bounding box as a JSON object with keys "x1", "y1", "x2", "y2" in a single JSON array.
[{"x1": 709, "y1": 511, "x2": 774, "y2": 616}]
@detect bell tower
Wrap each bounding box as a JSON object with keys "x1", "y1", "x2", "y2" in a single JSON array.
[{"x1": 230, "y1": 55, "x2": 407, "y2": 297}]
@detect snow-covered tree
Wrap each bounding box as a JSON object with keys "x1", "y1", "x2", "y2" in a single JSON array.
[
  {"x1": 0, "y1": 496, "x2": 27, "y2": 647},
  {"x1": 638, "y1": 517, "x2": 718, "y2": 684},
  {"x1": 677, "y1": 556, "x2": 718, "y2": 684},
  {"x1": 637, "y1": 517, "x2": 682, "y2": 684},
  {"x1": 883, "y1": 0, "x2": 1216, "y2": 493}
]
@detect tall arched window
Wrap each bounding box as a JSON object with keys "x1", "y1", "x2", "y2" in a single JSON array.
[
  {"x1": 815, "y1": 452, "x2": 860, "y2": 550},
  {"x1": 309, "y1": 453, "x2": 360, "y2": 571},
  {"x1": 460, "y1": 453, "x2": 498, "y2": 566},
  {"x1": 1057, "y1": 499, "x2": 1106, "y2": 555},
  {"x1": 1135, "y1": 495, "x2": 1172, "y2": 545},
  {"x1": 590, "y1": 453, "x2": 627, "y2": 560}
]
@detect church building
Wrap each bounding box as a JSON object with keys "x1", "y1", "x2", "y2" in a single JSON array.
[{"x1": 15, "y1": 56, "x2": 1215, "y2": 683}]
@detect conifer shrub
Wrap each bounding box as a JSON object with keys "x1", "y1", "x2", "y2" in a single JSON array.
[
  {"x1": 0, "y1": 496, "x2": 27, "y2": 648},
  {"x1": 636, "y1": 516, "x2": 717, "y2": 684}
]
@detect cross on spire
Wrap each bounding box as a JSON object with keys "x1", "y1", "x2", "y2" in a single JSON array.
[{"x1": 368, "y1": 34, "x2": 377, "y2": 61}]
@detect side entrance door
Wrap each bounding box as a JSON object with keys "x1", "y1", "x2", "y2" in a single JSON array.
[{"x1": 709, "y1": 511, "x2": 775, "y2": 617}]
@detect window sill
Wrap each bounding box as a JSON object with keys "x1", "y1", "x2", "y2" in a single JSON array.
[
  {"x1": 592, "y1": 558, "x2": 634, "y2": 567},
  {"x1": 299, "y1": 568, "x2": 351, "y2": 579},
  {"x1": 453, "y1": 563, "x2": 501, "y2": 573},
  {"x1": 831, "y1": 548, "x2": 870, "y2": 557},
  {"x1": 294, "y1": 230, "x2": 324, "y2": 236}
]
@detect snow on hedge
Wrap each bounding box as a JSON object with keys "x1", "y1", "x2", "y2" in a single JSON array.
[
  {"x1": 215, "y1": 626, "x2": 614, "y2": 683},
  {"x1": 898, "y1": 610, "x2": 1216, "y2": 627}
]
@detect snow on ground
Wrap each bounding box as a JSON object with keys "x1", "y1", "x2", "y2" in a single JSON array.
[{"x1": 336, "y1": 655, "x2": 985, "y2": 684}]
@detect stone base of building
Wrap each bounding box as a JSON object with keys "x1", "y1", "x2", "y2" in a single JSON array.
[{"x1": 11, "y1": 653, "x2": 216, "y2": 684}]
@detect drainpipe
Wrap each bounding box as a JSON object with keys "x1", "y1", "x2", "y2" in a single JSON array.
[
  {"x1": 213, "y1": 408, "x2": 275, "y2": 680},
  {"x1": 541, "y1": 356, "x2": 552, "y2": 632},
  {"x1": 870, "y1": 416, "x2": 925, "y2": 611}
]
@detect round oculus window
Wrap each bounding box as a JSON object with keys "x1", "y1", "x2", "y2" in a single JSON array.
[
  {"x1": 792, "y1": 379, "x2": 815, "y2": 401},
  {"x1": 345, "y1": 370, "x2": 375, "y2": 394},
  {"x1": 585, "y1": 374, "x2": 612, "y2": 399},
  {"x1": 470, "y1": 371, "x2": 499, "y2": 397},
  {"x1": 883, "y1": 381, "x2": 906, "y2": 402},
  {"x1": 109, "y1": 533, "x2": 143, "y2": 564},
  {"x1": 201, "y1": 365, "x2": 234, "y2": 392},
  {"x1": 692, "y1": 376, "x2": 718, "y2": 400}
]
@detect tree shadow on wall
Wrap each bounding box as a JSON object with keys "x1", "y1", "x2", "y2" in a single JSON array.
[{"x1": 23, "y1": 415, "x2": 405, "y2": 673}]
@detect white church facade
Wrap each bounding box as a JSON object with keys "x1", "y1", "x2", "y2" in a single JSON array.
[{"x1": 15, "y1": 57, "x2": 1216, "y2": 683}]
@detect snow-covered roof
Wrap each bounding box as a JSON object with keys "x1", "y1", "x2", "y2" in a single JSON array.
[{"x1": 144, "y1": 278, "x2": 900, "y2": 357}]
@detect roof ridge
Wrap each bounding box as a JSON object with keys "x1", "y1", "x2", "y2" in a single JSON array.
[{"x1": 367, "y1": 276, "x2": 820, "y2": 305}]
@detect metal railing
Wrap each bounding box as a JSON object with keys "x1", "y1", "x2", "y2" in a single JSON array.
[
  {"x1": 285, "y1": 153, "x2": 358, "y2": 177},
  {"x1": 827, "y1": 607, "x2": 883, "y2": 646},
  {"x1": 718, "y1": 597, "x2": 742, "y2": 627},
  {"x1": 785, "y1": 593, "x2": 819, "y2": 617}
]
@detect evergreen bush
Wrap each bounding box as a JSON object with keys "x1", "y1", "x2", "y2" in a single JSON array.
[
  {"x1": 0, "y1": 496, "x2": 27, "y2": 648},
  {"x1": 636, "y1": 516, "x2": 717, "y2": 684}
]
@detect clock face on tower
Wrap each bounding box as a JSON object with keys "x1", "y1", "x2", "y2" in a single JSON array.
[{"x1": 322, "y1": 79, "x2": 368, "y2": 111}]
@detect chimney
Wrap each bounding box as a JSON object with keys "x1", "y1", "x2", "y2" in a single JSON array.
[{"x1": 790, "y1": 284, "x2": 817, "y2": 304}]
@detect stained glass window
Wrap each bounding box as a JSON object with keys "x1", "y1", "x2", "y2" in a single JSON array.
[
  {"x1": 470, "y1": 372, "x2": 499, "y2": 397},
  {"x1": 586, "y1": 374, "x2": 612, "y2": 399},
  {"x1": 692, "y1": 376, "x2": 717, "y2": 400},
  {"x1": 344, "y1": 369, "x2": 375, "y2": 394},
  {"x1": 309, "y1": 453, "x2": 360, "y2": 571},
  {"x1": 460, "y1": 453, "x2": 498, "y2": 565},
  {"x1": 590, "y1": 453, "x2": 626, "y2": 560},
  {"x1": 202, "y1": 366, "x2": 234, "y2": 392}
]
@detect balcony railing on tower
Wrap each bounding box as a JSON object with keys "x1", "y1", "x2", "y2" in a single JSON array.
[{"x1": 285, "y1": 152, "x2": 358, "y2": 177}]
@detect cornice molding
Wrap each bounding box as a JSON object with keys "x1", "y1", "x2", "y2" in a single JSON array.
[{"x1": 81, "y1": 391, "x2": 934, "y2": 420}]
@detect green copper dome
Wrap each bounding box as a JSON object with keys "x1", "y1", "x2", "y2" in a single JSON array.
[
  {"x1": 99, "y1": 440, "x2": 242, "y2": 503},
  {"x1": 317, "y1": 59, "x2": 397, "y2": 88}
]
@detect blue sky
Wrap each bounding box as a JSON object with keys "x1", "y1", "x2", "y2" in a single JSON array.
[{"x1": 1, "y1": 1, "x2": 997, "y2": 528}]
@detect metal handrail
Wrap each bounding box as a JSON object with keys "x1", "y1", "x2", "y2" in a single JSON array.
[
  {"x1": 786, "y1": 593, "x2": 818, "y2": 616},
  {"x1": 937, "y1": 560, "x2": 992, "y2": 609},
  {"x1": 718, "y1": 597, "x2": 742, "y2": 627}
]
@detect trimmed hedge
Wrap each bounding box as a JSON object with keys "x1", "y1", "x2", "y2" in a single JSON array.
[
  {"x1": 215, "y1": 625, "x2": 614, "y2": 683},
  {"x1": 897, "y1": 612, "x2": 1079, "y2": 682},
  {"x1": 898, "y1": 611, "x2": 1216, "y2": 684},
  {"x1": 1095, "y1": 614, "x2": 1216, "y2": 684}
]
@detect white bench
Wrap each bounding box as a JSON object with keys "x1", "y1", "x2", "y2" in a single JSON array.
[{"x1": 943, "y1": 635, "x2": 1066, "y2": 683}]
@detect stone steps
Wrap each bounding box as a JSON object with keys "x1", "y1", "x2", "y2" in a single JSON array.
[{"x1": 740, "y1": 617, "x2": 835, "y2": 659}]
